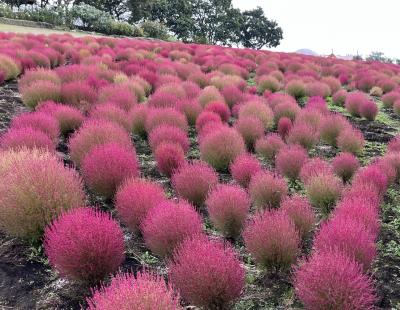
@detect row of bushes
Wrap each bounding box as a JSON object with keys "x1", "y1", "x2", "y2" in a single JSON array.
[{"x1": 0, "y1": 4, "x2": 170, "y2": 39}]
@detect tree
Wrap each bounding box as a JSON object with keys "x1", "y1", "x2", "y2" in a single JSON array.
[
  {"x1": 74, "y1": 0, "x2": 129, "y2": 19},
  {"x1": 127, "y1": 0, "x2": 155, "y2": 22},
  {"x1": 366, "y1": 51, "x2": 393, "y2": 63},
  {"x1": 240, "y1": 7, "x2": 282, "y2": 49}
]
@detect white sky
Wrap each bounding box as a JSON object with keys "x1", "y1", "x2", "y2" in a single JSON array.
[{"x1": 233, "y1": 0, "x2": 400, "y2": 59}]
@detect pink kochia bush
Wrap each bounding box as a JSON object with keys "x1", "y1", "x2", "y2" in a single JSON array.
[
  {"x1": 68, "y1": 119, "x2": 132, "y2": 167},
  {"x1": 345, "y1": 92, "x2": 367, "y2": 117},
  {"x1": 277, "y1": 117, "x2": 292, "y2": 139},
  {"x1": 169, "y1": 236, "x2": 245, "y2": 309},
  {"x1": 200, "y1": 126, "x2": 246, "y2": 171},
  {"x1": 313, "y1": 218, "x2": 377, "y2": 271},
  {"x1": 332, "y1": 152, "x2": 360, "y2": 182},
  {"x1": 276, "y1": 145, "x2": 308, "y2": 180},
  {"x1": 89, "y1": 103, "x2": 131, "y2": 132},
  {"x1": 172, "y1": 161, "x2": 218, "y2": 206},
  {"x1": 294, "y1": 250, "x2": 377, "y2": 310},
  {"x1": 360, "y1": 99, "x2": 378, "y2": 121},
  {"x1": 280, "y1": 195, "x2": 316, "y2": 239},
  {"x1": 86, "y1": 271, "x2": 181, "y2": 310},
  {"x1": 299, "y1": 158, "x2": 333, "y2": 185},
  {"x1": 255, "y1": 133, "x2": 285, "y2": 161},
  {"x1": 81, "y1": 143, "x2": 139, "y2": 198},
  {"x1": 0, "y1": 150, "x2": 85, "y2": 240},
  {"x1": 61, "y1": 81, "x2": 97, "y2": 111},
  {"x1": 20, "y1": 80, "x2": 61, "y2": 109},
  {"x1": 44, "y1": 207, "x2": 125, "y2": 284},
  {"x1": 234, "y1": 116, "x2": 265, "y2": 149},
  {"x1": 141, "y1": 201, "x2": 203, "y2": 257},
  {"x1": 0, "y1": 127, "x2": 55, "y2": 151},
  {"x1": 230, "y1": 153, "x2": 262, "y2": 188},
  {"x1": 145, "y1": 108, "x2": 188, "y2": 133},
  {"x1": 11, "y1": 112, "x2": 60, "y2": 142},
  {"x1": 352, "y1": 165, "x2": 388, "y2": 198},
  {"x1": 248, "y1": 170, "x2": 288, "y2": 210},
  {"x1": 204, "y1": 101, "x2": 231, "y2": 122},
  {"x1": 337, "y1": 127, "x2": 365, "y2": 154},
  {"x1": 115, "y1": 178, "x2": 166, "y2": 232},
  {"x1": 154, "y1": 142, "x2": 186, "y2": 177},
  {"x1": 244, "y1": 210, "x2": 300, "y2": 270},
  {"x1": 148, "y1": 125, "x2": 189, "y2": 153},
  {"x1": 206, "y1": 184, "x2": 251, "y2": 238}
]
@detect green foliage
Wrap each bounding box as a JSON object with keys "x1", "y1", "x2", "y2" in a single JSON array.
[
  {"x1": 366, "y1": 51, "x2": 393, "y2": 64},
  {"x1": 140, "y1": 20, "x2": 169, "y2": 40}
]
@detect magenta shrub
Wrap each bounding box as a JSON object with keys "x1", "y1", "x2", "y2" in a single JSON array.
[
  {"x1": 230, "y1": 153, "x2": 262, "y2": 188},
  {"x1": 44, "y1": 207, "x2": 124, "y2": 283},
  {"x1": 195, "y1": 111, "x2": 223, "y2": 133},
  {"x1": 11, "y1": 112, "x2": 60, "y2": 142},
  {"x1": 277, "y1": 117, "x2": 292, "y2": 139},
  {"x1": 319, "y1": 114, "x2": 348, "y2": 146},
  {"x1": 337, "y1": 127, "x2": 365, "y2": 154},
  {"x1": 0, "y1": 127, "x2": 55, "y2": 151},
  {"x1": 87, "y1": 271, "x2": 181, "y2": 310},
  {"x1": 129, "y1": 104, "x2": 148, "y2": 137},
  {"x1": 61, "y1": 81, "x2": 97, "y2": 111},
  {"x1": 359, "y1": 99, "x2": 378, "y2": 121},
  {"x1": 155, "y1": 142, "x2": 185, "y2": 177},
  {"x1": 285, "y1": 79, "x2": 306, "y2": 99},
  {"x1": 89, "y1": 103, "x2": 131, "y2": 132},
  {"x1": 294, "y1": 250, "x2": 377, "y2": 310},
  {"x1": 115, "y1": 178, "x2": 166, "y2": 232},
  {"x1": 206, "y1": 184, "x2": 250, "y2": 238},
  {"x1": 257, "y1": 75, "x2": 281, "y2": 93},
  {"x1": 169, "y1": 236, "x2": 245, "y2": 309},
  {"x1": 345, "y1": 92, "x2": 367, "y2": 117},
  {"x1": 204, "y1": 101, "x2": 231, "y2": 122},
  {"x1": 352, "y1": 165, "x2": 388, "y2": 198},
  {"x1": 332, "y1": 89, "x2": 347, "y2": 106},
  {"x1": 255, "y1": 133, "x2": 285, "y2": 161},
  {"x1": 198, "y1": 85, "x2": 225, "y2": 107},
  {"x1": 280, "y1": 195, "x2": 316, "y2": 239},
  {"x1": 234, "y1": 116, "x2": 265, "y2": 149},
  {"x1": 273, "y1": 101, "x2": 300, "y2": 123},
  {"x1": 148, "y1": 125, "x2": 189, "y2": 153},
  {"x1": 238, "y1": 100, "x2": 274, "y2": 129},
  {"x1": 305, "y1": 81, "x2": 331, "y2": 98},
  {"x1": 81, "y1": 143, "x2": 139, "y2": 198},
  {"x1": 276, "y1": 145, "x2": 308, "y2": 179},
  {"x1": 314, "y1": 218, "x2": 377, "y2": 271},
  {"x1": 68, "y1": 119, "x2": 132, "y2": 167},
  {"x1": 145, "y1": 108, "x2": 188, "y2": 133},
  {"x1": 221, "y1": 85, "x2": 244, "y2": 108},
  {"x1": 300, "y1": 158, "x2": 333, "y2": 185},
  {"x1": 332, "y1": 152, "x2": 360, "y2": 182},
  {"x1": 244, "y1": 209, "x2": 300, "y2": 270},
  {"x1": 141, "y1": 200, "x2": 203, "y2": 257},
  {"x1": 382, "y1": 91, "x2": 400, "y2": 108},
  {"x1": 172, "y1": 161, "x2": 218, "y2": 206},
  {"x1": 287, "y1": 122, "x2": 319, "y2": 150},
  {"x1": 248, "y1": 170, "x2": 288, "y2": 210},
  {"x1": 176, "y1": 99, "x2": 202, "y2": 126}
]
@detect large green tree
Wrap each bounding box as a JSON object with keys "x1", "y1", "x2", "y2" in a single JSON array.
[{"x1": 74, "y1": 0, "x2": 129, "y2": 19}]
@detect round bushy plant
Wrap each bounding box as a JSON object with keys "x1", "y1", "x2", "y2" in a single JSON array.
[
  {"x1": 332, "y1": 152, "x2": 360, "y2": 182},
  {"x1": 230, "y1": 153, "x2": 262, "y2": 188},
  {"x1": 275, "y1": 145, "x2": 308, "y2": 180},
  {"x1": 0, "y1": 127, "x2": 55, "y2": 151},
  {"x1": 255, "y1": 133, "x2": 285, "y2": 161}
]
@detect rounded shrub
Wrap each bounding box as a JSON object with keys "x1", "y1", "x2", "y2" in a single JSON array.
[
  {"x1": 87, "y1": 271, "x2": 181, "y2": 310},
  {"x1": 141, "y1": 201, "x2": 203, "y2": 257},
  {"x1": 199, "y1": 126, "x2": 246, "y2": 171},
  {"x1": 319, "y1": 114, "x2": 348, "y2": 146},
  {"x1": 382, "y1": 91, "x2": 400, "y2": 108},
  {"x1": 257, "y1": 75, "x2": 281, "y2": 93},
  {"x1": 169, "y1": 236, "x2": 245, "y2": 309},
  {"x1": 332, "y1": 152, "x2": 360, "y2": 182},
  {"x1": 294, "y1": 250, "x2": 377, "y2": 310},
  {"x1": 0, "y1": 127, "x2": 55, "y2": 152},
  {"x1": 332, "y1": 89, "x2": 347, "y2": 106},
  {"x1": 176, "y1": 99, "x2": 202, "y2": 126},
  {"x1": 248, "y1": 170, "x2": 288, "y2": 210},
  {"x1": 81, "y1": 143, "x2": 139, "y2": 198},
  {"x1": 221, "y1": 85, "x2": 244, "y2": 108},
  {"x1": 115, "y1": 178, "x2": 166, "y2": 232},
  {"x1": 68, "y1": 119, "x2": 132, "y2": 167},
  {"x1": 230, "y1": 153, "x2": 262, "y2": 188},
  {"x1": 345, "y1": 92, "x2": 367, "y2": 117},
  {"x1": 234, "y1": 116, "x2": 265, "y2": 149},
  {"x1": 352, "y1": 165, "x2": 388, "y2": 198},
  {"x1": 244, "y1": 209, "x2": 300, "y2": 270},
  {"x1": 204, "y1": 101, "x2": 231, "y2": 122},
  {"x1": 18, "y1": 68, "x2": 61, "y2": 91},
  {"x1": 145, "y1": 108, "x2": 188, "y2": 133},
  {"x1": 148, "y1": 125, "x2": 189, "y2": 153},
  {"x1": 172, "y1": 161, "x2": 218, "y2": 206},
  {"x1": 285, "y1": 79, "x2": 306, "y2": 99},
  {"x1": 154, "y1": 142, "x2": 186, "y2": 177},
  {"x1": 305, "y1": 81, "x2": 331, "y2": 98},
  {"x1": 255, "y1": 133, "x2": 285, "y2": 161},
  {"x1": 238, "y1": 100, "x2": 274, "y2": 129},
  {"x1": 299, "y1": 158, "x2": 333, "y2": 185},
  {"x1": 275, "y1": 145, "x2": 308, "y2": 180},
  {"x1": 273, "y1": 100, "x2": 301, "y2": 123},
  {"x1": 206, "y1": 184, "x2": 251, "y2": 238},
  {"x1": 20, "y1": 80, "x2": 61, "y2": 109},
  {"x1": 277, "y1": 117, "x2": 292, "y2": 139},
  {"x1": 195, "y1": 111, "x2": 223, "y2": 134},
  {"x1": 89, "y1": 103, "x2": 131, "y2": 132},
  {"x1": 129, "y1": 104, "x2": 148, "y2": 137},
  {"x1": 0, "y1": 54, "x2": 21, "y2": 80},
  {"x1": 305, "y1": 174, "x2": 342, "y2": 214},
  {"x1": 61, "y1": 81, "x2": 97, "y2": 111},
  {"x1": 337, "y1": 127, "x2": 365, "y2": 154},
  {"x1": 44, "y1": 207, "x2": 124, "y2": 283},
  {"x1": 287, "y1": 122, "x2": 319, "y2": 150},
  {"x1": 0, "y1": 151, "x2": 85, "y2": 240},
  {"x1": 198, "y1": 85, "x2": 225, "y2": 107},
  {"x1": 359, "y1": 99, "x2": 378, "y2": 121}
]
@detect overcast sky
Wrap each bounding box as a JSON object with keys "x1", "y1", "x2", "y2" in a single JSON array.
[{"x1": 232, "y1": 0, "x2": 399, "y2": 59}]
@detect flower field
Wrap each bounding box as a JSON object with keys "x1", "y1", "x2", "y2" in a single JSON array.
[{"x1": 0, "y1": 32, "x2": 399, "y2": 309}]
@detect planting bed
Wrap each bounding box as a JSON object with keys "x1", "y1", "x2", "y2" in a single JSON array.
[{"x1": 0, "y1": 32, "x2": 400, "y2": 309}]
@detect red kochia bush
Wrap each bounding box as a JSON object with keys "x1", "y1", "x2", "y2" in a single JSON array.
[
  {"x1": 61, "y1": 81, "x2": 97, "y2": 111},
  {"x1": 337, "y1": 127, "x2": 365, "y2": 154},
  {"x1": 248, "y1": 170, "x2": 288, "y2": 210},
  {"x1": 276, "y1": 145, "x2": 308, "y2": 180},
  {"x1": 238, "y1": 100, "x2": 274, "y2": 129},
  {"x1": 230, "y1": 153, "x2": 262, "y2": 188},
  {"x1": 294, "y1": 250, "x2": 377, "y2": 310},
  {"x1": 148, "y1": 125, "x2": 189, "y2": 153},
  {"x1": 206, "y1": 184, "x2": 251, "y2": 238},
  {"x1": 255, "y1": 133, "x2": 285, "y2": 161},
  {"x1": 176, "y1": 99, "x2": 202, "y2": 126},
  {"x1": 234, "y1": 116, "x2": 265, "y2": 149},
  {"x1": 195, "y1": 111, "x2": 223, "y2": 133},
  {"x1": 244, "y1": 210, "x2": 300, "y2": 270},
  {"x1": 287, "y1": 122, "x2": 319, "y2": 150},
  {"x1": 20, "y1": 80, "x2": 61, "y2": 109},
  {"x1": 200, "y1": 126, "x2": 246, "y2": 171},
  {"x1": 145, "y1": 108, "x2": 188, "y2": 133},
  {"x1": 280, "y1": 195, "x2": 316, "y2": 239},
  {"x1": 129, "y1": 104, "x2": 148, "y2": 137},
  {"x1": 44, "y1": 207, "x2": 125, "y2": 283},
  {"x1": 172, "y1": 161, "x2": 218, "y2": 206},
  {"x1": 352, "y1": 165, "x2": 388, "y2": 198},
  {"x1": 89, "y1": 103, "x2": 131, "y2": 132},
  {"x1": 319, "y1": 114, "x2": 348, "y2": 146},
  {"x1": 11, "y1": 112, "x2": 60, "y2": 142},
  {"x1": 68, "y1": 119, "x2": 132, "y2": 167},
  {"x1": 204, "y1": 101, "x2": 231, "y2": 122},
  {"x1": 81, "y1": 143, "x2": 139, "y2": 198},
  {"x1": 169, "y1": 236, "x2": 245, "y2": 309},
  {"x1": 86, "y1": 271, "x2": 181, "y2": 310},
  {"x1": 345, "y1": 92, "x2": 367, "y2": 117},
  {"x1": 313, "y1": 218, "x2": 377, "y2": 271},
  {"x1": 332, "y1": 89, "x2": 347, "y2": 106},
  {"x1": 277, "y1": 117, "x2": 292, "y2": 139},
  {"x1": 299, "y1": 158, "x2": 333, "y2": 185},
  {"x1": 360, "y1": 99, "x2": 378, "y2": 121},
  {"x1": 0, "y1": 127, "x2": 55, "y2": 151},
  {"x1": 141, "y1": 201, "x2": 203, "y2": 257},
  {"x1": 115, "y1": 178, "x2": 166, "y2": 232},
  {"x1": 154, "y1": 142, "x2": 186, "y2": 177},
  {"x1": 332, "y1": 152, "x2": 360, "y2": 182}
]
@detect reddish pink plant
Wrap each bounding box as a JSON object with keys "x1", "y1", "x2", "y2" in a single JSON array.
[
  {"x1": 0, "y1": 127, "x2": 55, "y2": 151},
  {"x1": 273, "y1": 100, "x2": 300, "y2": 123},
  {"x1": 345, "y1": 92, "x2": 367, "y2": 117},
  {"x1": 89, "y1": 103, "x2": 131, "y2": 132},
  {"x1": 313, "y1": 218, "x2": 377, "y2": 271},
  {"x1": 285, "y1": 79, "x2": 306, "y2": 99},
  {"x1": 305, "y1": 96, "x2": 329, "y2": 114},
  {"x1": 277, "y1": 117, "x2": 292, "y2": 139},
  {"x1": 148, "y1": 125, "x2": 189, "y2": 153},
  {"x1": 238, "y1": 100, "x2": 274, "y2": 129},
  {"x1": 305, "y1": 81, "x2": 331, "y2": 98},
  {"x1": 294, "y1": 250, "x2": 377, "y2": 310},
  {"x1": 20, "y1": 80, "x2": 61, "y2": 109},
  {"x1": 141, "y1": 200, "x2": 203, "y2": 257},
  {"x1": 44, "y1": 207, "x2": 125, "y2": 283},
  {"x1": 332, "y1": 89, "x2": 347, "y2": 106},
  {"x1": 255, "y1": 133, "x2": 285, "y2": 161},
  {"x1": 198, "y1": 85, "x2": 225, "y2": 107},
  {"x1": 221, "y1": 85, "x2": 244, "y2": 108},
  {"x1": 145, "y1": 108, "x2": 188, "y2": 133},
  {"x1": 352, "y1": 165, "x2": 388, "y2": 198},
  {"x1": 287, "y1": 122, "x2": 319, "y2": 150},
  {"x1": 154, "y1": 142, "x2": 186, "y2": 177},
  {"x1": 168, "y1": 236, "x2": 245, "y2": 309},
  {"x1": 382, "y1": 91, "x2": 400, "y2": 108},
  {"x1": 115, "y1": 178, "x2": 166, "y2": 232},
  {"x1": 11, "y1": 112, "x2": 60, "y2": 142},
  {"x1": 81, "y1": 143, "x2": 139, "y2": 198},
  {"x1": 319, "y1": 114, "x2": 349, "y2": 146},
  {"x1": 195, "y1": 111, "x2": 223, "y2": 133},
  {"x1": 172, "y1": 161, "x2": 218, "y2": 206},
  {"x1": 230, "y1": 153, "x2": 262, "y2": 188},
  {"x1": 129, "y1": 104, "x2": 148, "y2": 137},
  {"x1": 61, "y1": 81, "x2": 97, "y2": 111},
  {"x1": 337, "y1": 127, "x2": 365, "y2": 154},
  {"x1": 276, "y1": 145, "x2": 308, "y2": 179},
  {"x1": 176, "y1": 99, "x2": 202, "y2": 126},
  {"x1": 87, "y1": 271, "x2": 181, "y2": 310},
  {"x1": 234, "y1": 116, "x2": 265, "y2": 149},
  {"x1": 332, "y1": 152, "x2": 360, "y2": 182},
  {"x1": 206, "y1": 184, "x2": 250, "y2": 238},
  {"x1": 387, "y1": 135, "x2": 400, "y2": 153},
  {"x1": 244, "y1": 209, "x2": 300, "y2": 270},
  {"x1": 300, "y1": 158, "x2": 333, "y2": 185},
  {"x1": 204, "y1": 101, "x2": 231, "y2": 122},
  {"x1": 360, "y1": 99, "x2": 378, "y2": 121}
]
